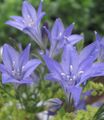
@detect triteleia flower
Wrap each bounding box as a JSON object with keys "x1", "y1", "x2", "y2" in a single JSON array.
[
  {"x1": 95, "y1": 31, "x2": 104, "y2": 62},
  {"x1": 6, "y1": 1, "x2": 45, "y2": 49},
  {"x1": 0, "y1": 44, "x2": 41, "y2": 84},
  {"x1": 43, "y1": 43, "x2": 104, "y2": 108},
  {"x1": 44, "y1": 18, "x2": 83, "y2": 57}
]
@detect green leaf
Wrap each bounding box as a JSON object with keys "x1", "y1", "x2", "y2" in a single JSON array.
[{"x1": 93, "y1": 104, "x2": 104, "y2": 120}]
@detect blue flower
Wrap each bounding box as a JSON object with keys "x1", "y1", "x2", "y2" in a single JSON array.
[
  {"x1": 44, "y1": 18, "x2": 83, "y2": 57},
  {"x1": 0, "y1": 44, "x2": 41, "y2": 84},
  {"x1": 6, "y1": 1, "x2": 45, "y2": 49},
  {"x1": 43, "y1": 43, "x2": 104, "y2": 108}
]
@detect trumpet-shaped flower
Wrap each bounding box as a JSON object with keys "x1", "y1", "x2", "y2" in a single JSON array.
[
  {"x1": 44, "y1": 18, "x2": 83, "y2": 57},
  {"x1": 43, "y1": 43, "x2": 104, "y2": 108},
  {"x1": 6, "y1": 1, "x2": 45, "y2": 49},
  {"x1": 0, "y1": 44, "x2": 41, "y2": 84}
]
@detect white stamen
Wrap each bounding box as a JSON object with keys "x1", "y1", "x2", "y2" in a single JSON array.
[
  {"x1": 13, "y1": 61, "x2": 15, "y2": 64},
  {"x1": 66, "y1": 75, "x2": 70, "y2": 79},
  {"x1": 70, "y1": 65, "x2": 73, "y2": 71},
  {"x1": 28, "y1": 22, "x2": 34, "y2": 27},
  {"x1": 12, "y1": 61, "x2": 15, "y2": 67},
  {"x1": 73, "y1": 75, "x2": 76, "y2": 79},
  {"x1": 22, "y1": 20, "x2": 25, "y2": 23},
  {"x1": 27, "y1": 15, "x2": 30, "y2": 19},
  {"x1": 70, "y1": 78, "x2": 73, "y2": 81},
  {"x1": 61, "y1": 72, "x2": 66, "y2": 76},
  {"x1": 79, "y1": 70, "x2": 84, "y2": 74},
  {"x1": 64, "y1": 36, "x2": 68, "y2": 40},
  {"x1": 59, "y1": 32, "x2": 62, "y2": 36},
  {"x1": 22, "y1": 66, "x2": 25, "y2": 69}
]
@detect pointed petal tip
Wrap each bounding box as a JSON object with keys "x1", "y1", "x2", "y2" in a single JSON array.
[
  {"x1": 55, "y1": 18, "x2": 62, "y2": 23},
  {"x1": 56, "y1": 17, "x2": 61, "y2": 21},
  {"x1": 28, "y1": 43, "x2": 31, "y2": 47},
  {"x1": 3, "y1": 44, "x2": 14, "y2": 49},
  {"x1": 5, "y1": 20, "x2": 11, "y2": 25},
  {"x1": 5, "y1": 21, "x2": 8, "y2": 24},
  {"x1": 3, "y1": 44, "x2": 8, "y2": 48},
  {"x1": 23, "y1": 0, "x2": 28, "y2": 4}
]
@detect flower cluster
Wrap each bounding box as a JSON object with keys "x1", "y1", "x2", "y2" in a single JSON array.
[
  {"x1": 1, "y1": 0, "x2": 104, "y2": 114},
  {"x1": 0, "y1": 44, "x2": 41, "y2": 84}
]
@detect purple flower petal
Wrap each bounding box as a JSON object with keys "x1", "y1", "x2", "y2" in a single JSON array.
[
  {"x1": 23, "y1": 27, "x2": 43, "y2": 48},
  {"x1": 65, "y1": 34, "x2": 84, "y2": 45},
  {"x1": 43, "y1": 55, "x2": 63, "y2": 74},
  {"x1": 36, "y1": 12, "x2": 45, "y2": 25},
  {"x1": 89, "y1": 63, "x2": 104, "y2": 77},
  {"x1": 78, "y1": 63, "x2": 104, "y2": 86},
  {"x1": 3, "y1": 44, "x2": 19, "y2": 71},
  {"x1": 6, "y1": 1, "x2": 45, "y2": 49},
  {"x1": 2, "y1": 73, "x2": 20, "y2": 84},
  {"x1": 76, "y1": 100, "x2": 86, "y2": 110},
  {"x1": 79, "y1": 42, "x2": 98, "y2": 63},
  {"x1": 0, "y1": 64, "x2": 8, "y2": 73},
  {"x1": 63, "y1": 23, "x2": 74, "y2": 37},
  {"x1": 45, "y1": 73, "x2": 61, "y2": 81},
  {"x1": 37, "y1": 1, "x2": 45, "y2": 24},
  {"x1": 19, "y1": 44, "x2": 31, "y2": 68},
  {"x1": 51, "y1": 18, "x2": 64, "y2": 41},
  {"x1": 1, "y1": 44, "x2": 40, "y2": 85},
  {"x1": 79, "y1": 43, "x2": 98, "y2": 71},
  {"x1": 5, "y1": 20, "x2": 24, "y2": 30},
  {"x1": 69, "y1": 86, "x2": 82, "y2": 106},
  {"x1": 10, "y1": 16, "x2": 24, "y2": 24},
  {"x1": 23, "y1": 59, "x2": 41, "y2": 79},
  {"x1": 95, "y1": 32, "x2": 104, "y2": 61},
  {"x1": 79, "y1": 58, "x2": 94, "y2": 72},
  {"x1": 22, "y1": 1, "x2": 37, "y2": 23},
  {"x1": 61, "y1": 45, "x2": 78, "y2": 74}
]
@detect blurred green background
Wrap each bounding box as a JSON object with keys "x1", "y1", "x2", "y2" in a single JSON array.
[{"x1": 0, "y1": 0, "x2": 104, "y2": 46}]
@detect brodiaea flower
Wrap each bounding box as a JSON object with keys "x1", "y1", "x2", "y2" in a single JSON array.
[
  {"x1": 0, "y1": 44, "x2": 41, "y2": 84},
  {"x1": 44, "y1": 18, "x2": 83, "y2": 57},
  {"x1": 43, "y1": 43, "x2": 104, "y2": 108},
  {"x1": 6, "y1": 1, "x2": 45, "y2": 49}
]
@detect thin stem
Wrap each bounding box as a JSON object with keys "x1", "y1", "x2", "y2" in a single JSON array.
[
  {"x1": 66, "y1": 93, "x2": 71, "y2": 112},
  {"x1": 66, "y1": 93, "x2": 74, "y2": 112},
  {"x1": 15, "y1": 89, "x2": 25, "y2": 109}
]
